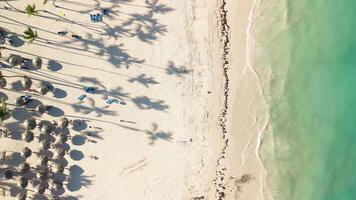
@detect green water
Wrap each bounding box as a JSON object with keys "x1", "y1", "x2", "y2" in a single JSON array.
[{"x1": 256, "y1": 1, "x2": 356, "y2": 199}]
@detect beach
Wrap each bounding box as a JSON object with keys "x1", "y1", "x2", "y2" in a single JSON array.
[{"x1": 0, "y1": 0, "x2": 240, "y2": 199}]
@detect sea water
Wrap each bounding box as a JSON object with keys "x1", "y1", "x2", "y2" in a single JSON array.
[{"x1": 253, "y1": 0, "x2": 356, "y2": 199}]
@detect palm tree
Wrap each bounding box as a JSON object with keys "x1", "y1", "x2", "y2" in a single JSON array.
[
  {"x1": 25, "y1": 4, "x2": 38, "y2": 16},
  {"x1": 0, "y1": 99, "x2": 10, "y2": 124},
  {"x1": 23, "y1": 27, "x2": 38, "y2": 43}
]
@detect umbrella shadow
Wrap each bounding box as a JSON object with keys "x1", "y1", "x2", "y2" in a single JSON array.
[
  {"x1": 71, "y1": 119, "x2": 88, "y2": 131},
  {"x1": 53, "y1": 87, "x2": 68, "y2": 99},
  {"x1": 67, "y1": 165, "x2": 93, "y2": 192},
  {"x1": 69, "y1": 150, "x2": 84, "y2": 161},
  {"x1": 71, "y1": 135, "x2": 86, "y2": 146},
  {"x1": 47, "y1": 60, "x2": 63, "y2": 71},
  {"x1": 47, "y1": 106, "x2": 65, "y2": 117},
  {"x1": 8, "y1": 34, "x2": 24, "y2": 47}
]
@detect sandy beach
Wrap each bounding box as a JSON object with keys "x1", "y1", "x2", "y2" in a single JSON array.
[{"x1": 0, "y1": 0, "x2": 267, "y2": 199}]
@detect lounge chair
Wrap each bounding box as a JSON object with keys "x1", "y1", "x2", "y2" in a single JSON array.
[{"x1": 77, "y1": 94, "x2": 87, "y2": 101}]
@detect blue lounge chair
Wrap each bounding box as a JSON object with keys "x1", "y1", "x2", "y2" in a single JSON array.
[
  {"x1": 106, "y1": 98, "x2": 119, "y2": 105},
  {"x1": 102, "y1": 9, "x2": 109, "y2": 16},
  {"x1": 85, "y1": 86, "x2": 96, "y2": 94},
  {"x1": 77, "y1": 94, "x2": 87, "y2": 101}
]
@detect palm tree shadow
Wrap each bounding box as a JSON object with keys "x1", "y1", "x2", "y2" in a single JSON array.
[
  {"x1": 145, "y1": 123, "x2": 173, "y2": 145},
  {"x1": 166, "y1": 61, "x2": 191, "y2": 77},
  {"x1": 127, "y1": 73, "x2": 159, "y2": 88},
  {"x1": 132, "y1": 96, "x2": 169, "y2": 111}
]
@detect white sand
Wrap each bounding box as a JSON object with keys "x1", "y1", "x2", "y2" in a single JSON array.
[{"x1": 0, "y1": 0, "x2": 267, "y2": 199}]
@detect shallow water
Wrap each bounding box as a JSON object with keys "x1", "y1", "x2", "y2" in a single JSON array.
[{"x1": 255, "y1": 0, "x2": 356, "y2": 199}]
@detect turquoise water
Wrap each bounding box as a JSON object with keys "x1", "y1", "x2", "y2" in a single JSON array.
[{"x1": 256, "y1": 1, "x2": 356, "y2": 200}]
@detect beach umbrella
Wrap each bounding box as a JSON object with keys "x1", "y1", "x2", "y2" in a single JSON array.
[
  {"x1": 33, "y1": 57, "x2": 42, "y2": 69},
  {"x1": 38, "y1": 155, "x2": 49, "y2": 166},
  {"x1": 53, "y1": 148, "x2": 66, "y2": 160},
  {"x1": 40, "y1": 139, "x2": 51, "y2": 151},
  {"x1": 39, "y1": 82, "x2": 53, "y2": 95},
  {"x1": 19, "y1": 162, "x2": 30, "y2": 174},
  {"x1": 36, "y1": 167, "x2": 49, "y2": 180},
  {"x1": 0, "y1": 151, "x2": 6, "y2": 160},
  {"x1": 8, "y1": 54, "x2": 22, "y2": 66},
  {"x1": 16, "y1": 95, "x2": 31, "y2": 106},
  {"x1": 52, "y1": 180, "x2": 63, "y2": 191},
  {"x1": 21, "y1": 147, "x2": 32, "y2": 158},
  {"x1": 37, "y1": 120, "x2": 46, "y2": 129},
  {"x1": 41, "y1": 124, "x2": 54, "y2": 135},
  {"x1": 36, "y1": 182, "x2": 47, "y2": 194},
  {"x1": 23, "y1": 130, "x2": 34, "y2": 142},
  {"x1": 59, "y1": 134, "x2": 68, "y2": 143},
  {"x1": 59, "y1": 117, "x2": 70, "y2": 129},
  {"x1": 22, "y1": 76, "x2": 32, "y2": 90},
  {"x1": 0, "y1": 77, "x2": 6, "y2": 88},
  {"x1": 24, "y1": 117, "x2": 36, "y2": 130},
  {"x1": 18, "y1": 177, "x2": 29, "y2": 189},
  {"x1": 16, "y1": 96, "x2": 25, "y2": 106},
  {"x1": 16, "y1": 192, "x2": 27, "y2": 200},
  {"x1": 4, "y1": 169, "x2": 13, "y2": 179},
  {"x1": 53, "y1": 163, "x2": 65, "y2": 173},
  {"x1": 36, "y1": 104, "x2": 46, "y2": 115}
]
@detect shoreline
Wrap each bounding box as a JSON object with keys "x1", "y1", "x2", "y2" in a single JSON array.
[{"x1": 223, "y1": 0, "x2": 271, "y2": 199}]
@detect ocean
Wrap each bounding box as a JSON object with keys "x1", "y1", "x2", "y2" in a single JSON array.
[{"x1": 253, "y1": 0, "x2": 356, "y2": 199}]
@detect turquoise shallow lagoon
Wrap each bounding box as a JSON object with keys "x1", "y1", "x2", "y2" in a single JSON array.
[{"x1": 256, "y1": 1, "x2": 356, "y2": 199}]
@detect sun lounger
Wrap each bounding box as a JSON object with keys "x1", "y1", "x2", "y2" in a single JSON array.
[
  {"x1": 85, "y1": 86, "x2": 96, "y2": 94},
  {"x1": 77, "y1": 94, "x2": 87, "y2": 101},
  {"x1": 102, "y1": 9, "x2": 109, "y2": 16},
  {"x1": 57, "y1": 31, "x2": 68, "y2": 36},
  {"x1": 106, "y1": 98, "x2": 120, "y2": 105}
]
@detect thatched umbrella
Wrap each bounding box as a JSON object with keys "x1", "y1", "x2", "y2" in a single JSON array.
[
  {"x1": 36, "y1": 182, "x2": 47, "y2": 194},
  {"x1": 53, "y1": 148, "x2": 65, "y2": 160},
  {"x1": 38, "y1": 155, "x2": 49, "y2": 166},
  {"x1": 39, "y1": 82, "x2": 53, "y2": 95},
  {"x1": 59, "y1": 117, "x2": 70, "y2": 129},
  {"x1": 41, "y1": 123, "x2": 54, "y2": 135},
  {"x1": 0, "y1": 151, "x2": 6, "y2": 160},
  {"x1": 36, "y1": 104, "x2": 46, "y2": 115},
  {"x1": 23, "y1": 130, "x2": 34, "y2": 142},
  {"x1": 53, "y1": 163, "x2": 65, "y2": 174},
  {"x1": 59, "y1": 134, "x2": 68, "y2": 143},
  {"x1": 40, "y1": 139, "x2": 51, "y2": 151},
  {"x1": 21, "y1": 147, "x2": 32, "y2": 158},
  {"x1": 18, "y1": 176, "x2": 28, "y2": 189},
  {"x1": 4, "y1": 169, "x2": 13, "y2": 179},
  {"x1": 33, "y1": 57, "x2": 42, "y2": 69},
  {"x1": 19, "y1": 162, "x2": 30, "y2": 174},
  {"x1": 22, "y1": 76, "x2": 32, "y2": 90},
  {"x1": 8, "y1": 54, "x2": 22, "y2": 66},
  {"x1": 52, "y1": 180, "x2": 63, "y2": 191},
  {"x1": 16, "y1": 192, "x2": 27, "y2": 200},
  {"x1": 37, "y1": 120, "x2": 45, "y2": 129},
  {"x1": 36, "y1": 167, "x2": 49, "y2": 180},
  {"x1": 16, "y1": 95, "x2": 31, "y2": 106},
  {"x1": 24, "y1": 117, "x2": 36, "y2": 130},
  {"x1": 0, "y1": 77, "x2": 6, "y2": 88},
  {"x1": 0, "y1": 28, "x2": 7, "y2": 44}
]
